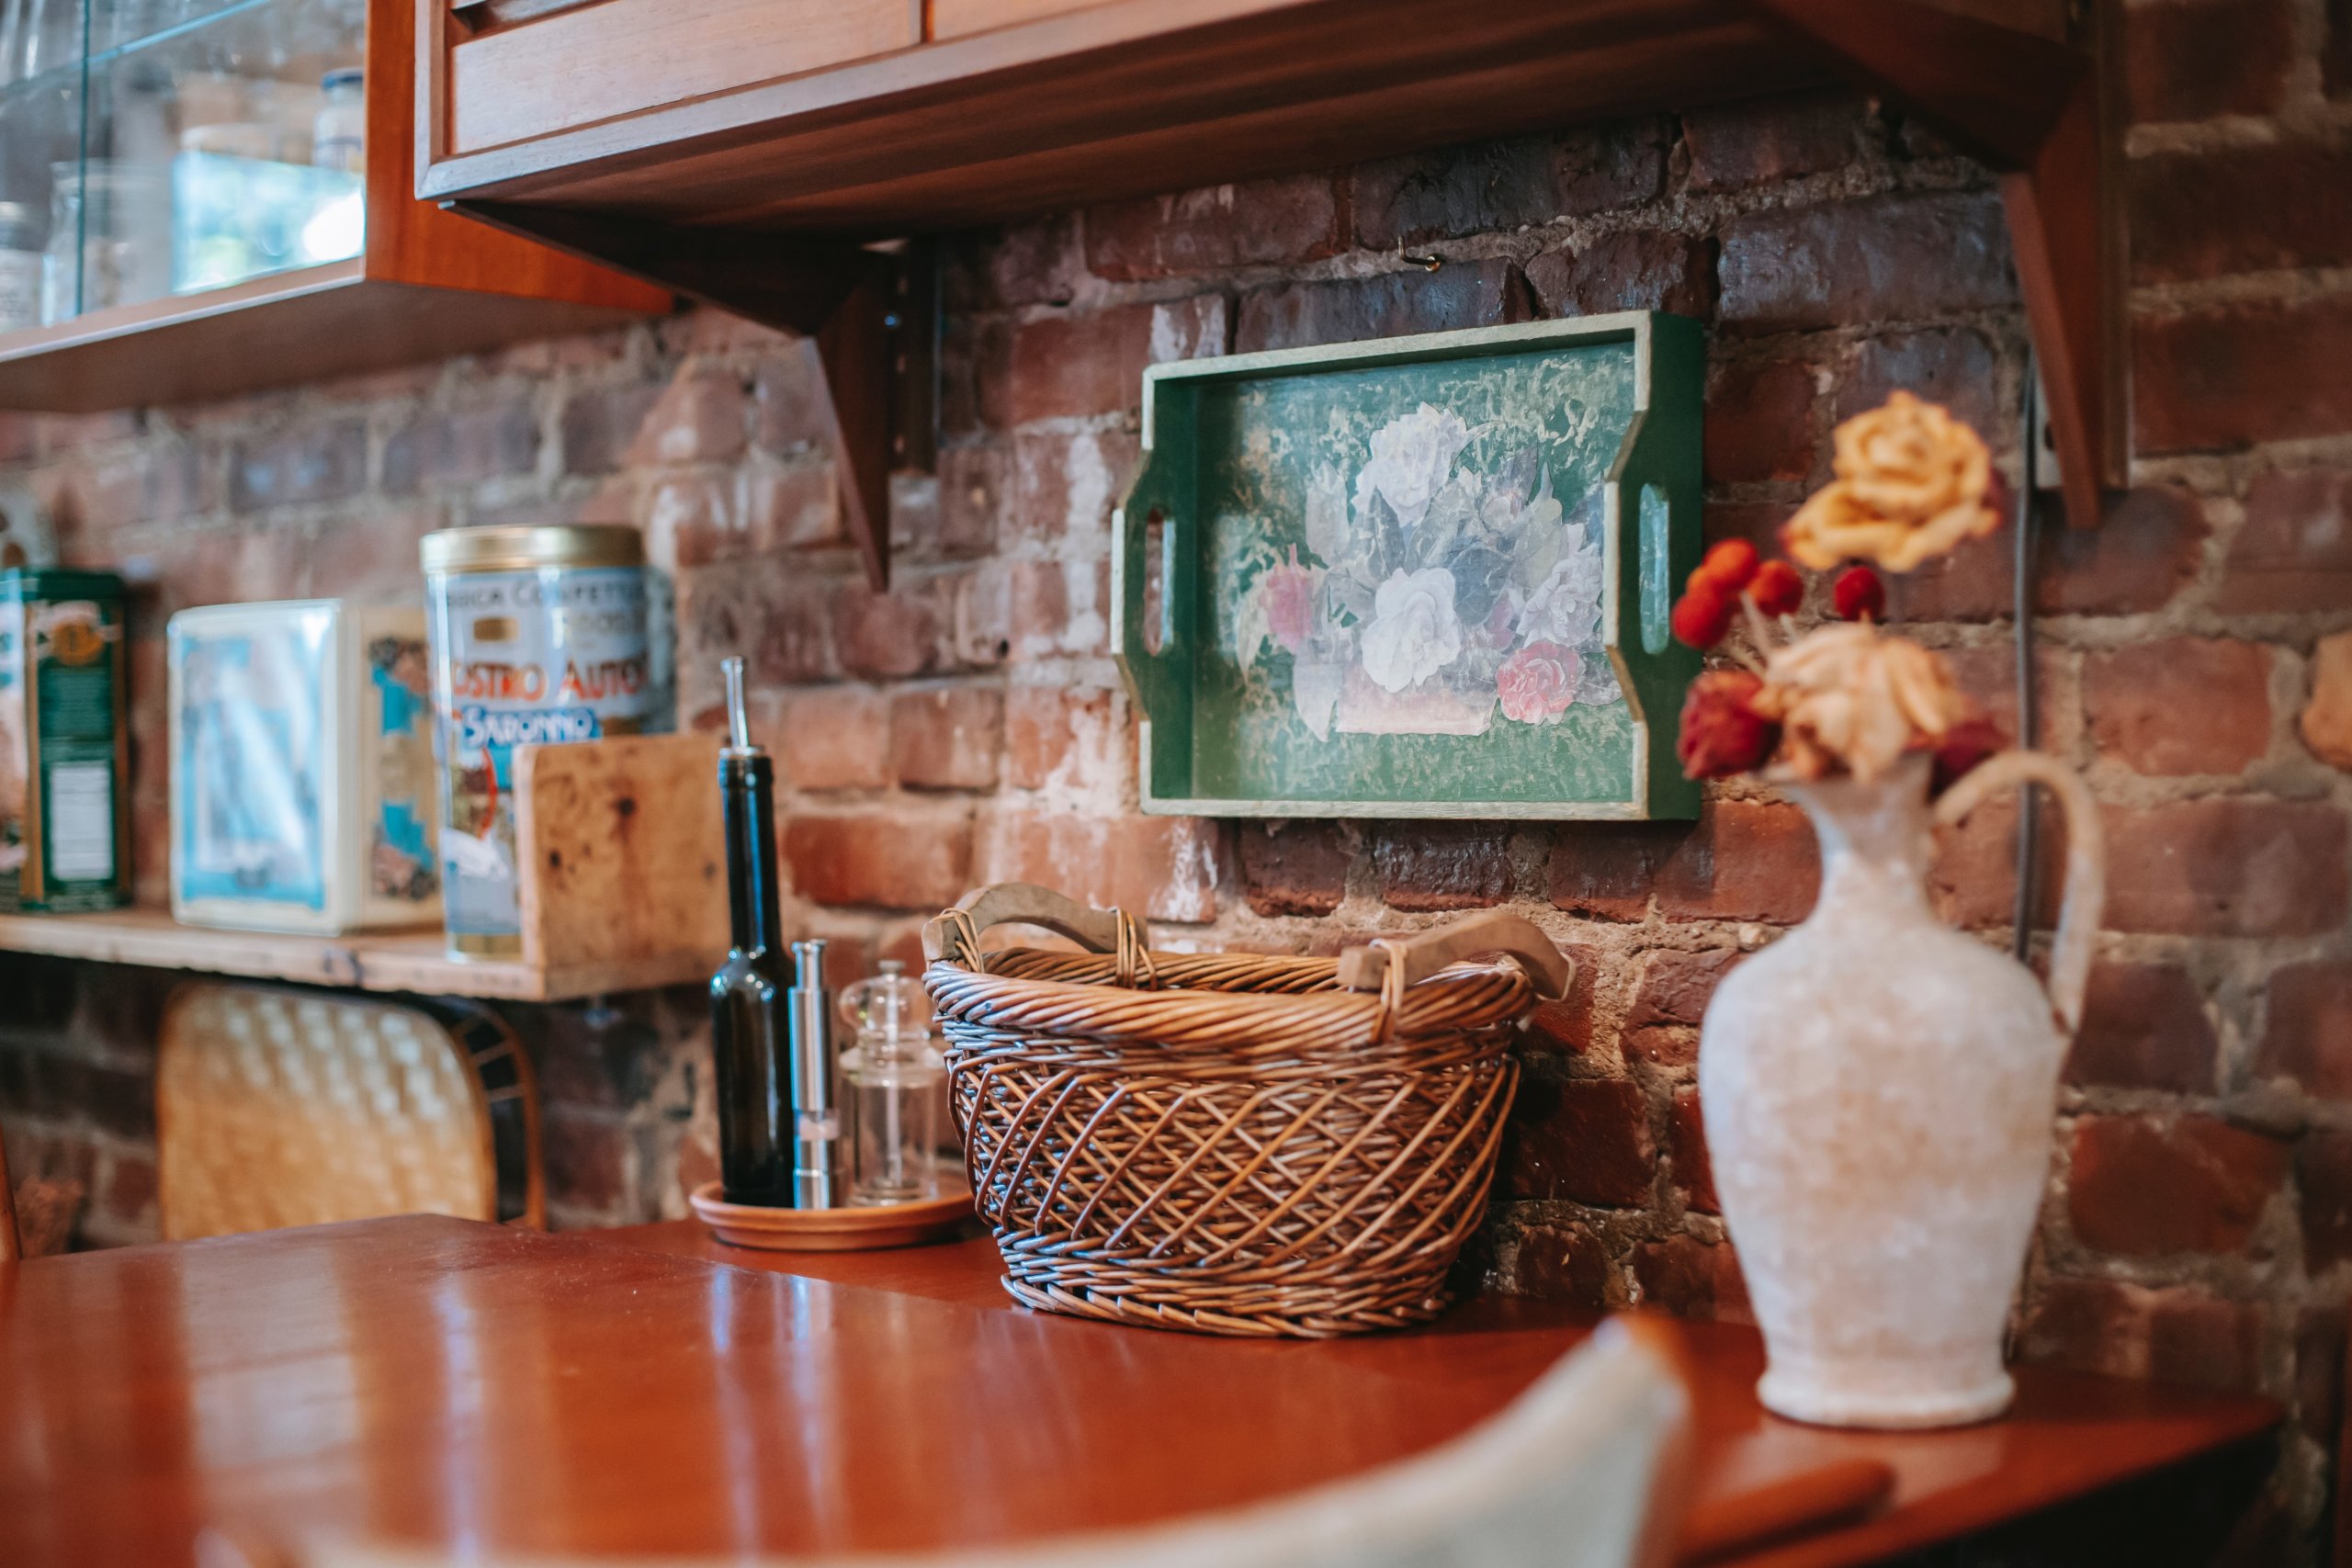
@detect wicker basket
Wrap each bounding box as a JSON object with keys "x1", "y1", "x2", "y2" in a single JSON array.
[{"x1": 922, "y1": 885, "x2": 1573, "y2": 1338}]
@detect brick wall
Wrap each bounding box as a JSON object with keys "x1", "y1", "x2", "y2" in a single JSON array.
[{"x1": 2, "y1": 0, "x2": 2350, "y2": 1552}]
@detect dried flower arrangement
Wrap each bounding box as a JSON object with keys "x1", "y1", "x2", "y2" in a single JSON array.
[{"x1": 1673, "y1": 391, "x2": 2008, "y2": 788}]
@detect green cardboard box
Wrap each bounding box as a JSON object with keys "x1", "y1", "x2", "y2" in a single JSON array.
[{"x1": 0, "y1": 569, "x2": 130, "y2": 913}]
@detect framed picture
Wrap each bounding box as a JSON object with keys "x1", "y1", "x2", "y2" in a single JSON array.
[{"x1": 1114, "y1": 311, "x2": 1703, "y2": 819}]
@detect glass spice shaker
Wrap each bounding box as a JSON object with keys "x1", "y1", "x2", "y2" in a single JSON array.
[{"x1": 835, "y1": 961, "x2": 944, "y2": 1207}]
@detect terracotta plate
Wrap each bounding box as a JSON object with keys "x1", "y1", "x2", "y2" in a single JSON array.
[{"x1": 688, "y1": 1181, "x2": 974, "y2": 1252}]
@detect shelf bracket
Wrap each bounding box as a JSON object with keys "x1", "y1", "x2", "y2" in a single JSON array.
[
  {"x1": 446, "y1": 202, "x2": 935, "y2": 587},
  {"x1": 1735, "y1": 0, "x2": 2127, "y2": 528}
]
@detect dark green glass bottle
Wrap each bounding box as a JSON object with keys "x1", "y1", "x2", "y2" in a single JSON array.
[{"x1": 710, "y1": 658, "x2": 793, "y2": 1205}]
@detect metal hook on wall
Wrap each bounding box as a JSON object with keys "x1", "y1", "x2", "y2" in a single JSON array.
[{"x1": 1396, "y1": 239, "x2": 1442, "y2": 273}]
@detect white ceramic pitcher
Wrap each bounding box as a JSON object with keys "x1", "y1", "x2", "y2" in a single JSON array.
[{"x1": 1698, "y1": 750, "x2": 2105, "y2": 1429}]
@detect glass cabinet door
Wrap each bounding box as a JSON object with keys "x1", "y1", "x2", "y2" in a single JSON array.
[
  {"x1": 0, "y1": 0, "x2": 86, "y2": 332},
  {"x1": 6, "y1": 0, "x2": 366, "y2": 332}
]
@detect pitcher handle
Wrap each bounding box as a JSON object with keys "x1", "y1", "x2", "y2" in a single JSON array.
[{"x1": 1931, "y1": 750, "x2": 2106, "y2": 1040}]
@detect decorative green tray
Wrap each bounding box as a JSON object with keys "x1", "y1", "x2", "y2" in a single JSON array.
[{"x1": 1114, "y1": 312, "x2": 1703, "y2": 820}]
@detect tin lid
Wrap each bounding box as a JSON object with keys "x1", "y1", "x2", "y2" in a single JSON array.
[{"x1": 420, "y1": 525, "x2": 643, "y2": 574}]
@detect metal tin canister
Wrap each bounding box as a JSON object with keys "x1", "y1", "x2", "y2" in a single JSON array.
[{"x1": 421, "y1": 525, "x2": 651, "y2": 958}]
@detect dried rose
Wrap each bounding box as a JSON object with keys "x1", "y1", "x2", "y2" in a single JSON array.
[
  {"x1": 1670, "y1": 582, "x2": 1736, "y2": 649},
  {"x1": 1751, "y1": 621, "x2": 1971, "y2": 784},
  {"x1": 1678, "y1": 670, "x2": 1779, "y2": 779},
  {"x1": 1782, "y1": 392, "x2": 2001, "y2": 572},
  {"x1": 1832, "y1": 565, "x2": 1886, "y2": 622},
  {"x1": 1747, "y1": 560, "x2": 1804, "y2": 617},
  {"x1": 1693, "y1": 538, "x2": 1759, "y2": 594},
  {"x1": 1929, "y1": 712, "x2": 2005, "y2": 795},
  {"x1": 1497, "y1": 641, "x2": 1582, "y2": 725}
]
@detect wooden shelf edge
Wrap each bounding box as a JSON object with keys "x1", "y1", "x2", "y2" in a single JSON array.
[{"x1": 0, "y1": 907, "x2": 709, "y2": 1003}]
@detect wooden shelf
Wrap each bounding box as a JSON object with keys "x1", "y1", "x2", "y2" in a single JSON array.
[
  {"x1": 418, "y1": 0, "x2": 2126, "y2": 539},
  {"x1": 0, "y1": 0, "x2": 667, "y2": 412},
  {"x1": 0, "y1": 906, "x2": 708, "y2": 1001}
]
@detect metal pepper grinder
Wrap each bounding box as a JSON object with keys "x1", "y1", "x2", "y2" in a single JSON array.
[{"x1": 786, "y1": 938, "x2": 847, "y2": 1208}]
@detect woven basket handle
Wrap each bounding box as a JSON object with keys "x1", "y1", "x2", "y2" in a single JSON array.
[
  {"x1": 922, "y1": 882, "x2": 1129, "y2": 965},
  {"x1": 1337, "y1": 910, "x2": 1575, "y2": 1000}
]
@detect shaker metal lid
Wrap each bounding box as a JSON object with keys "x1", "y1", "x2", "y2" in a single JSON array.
[{"x1": 420, "y1": 524, "x2": 643, "y2": 573}]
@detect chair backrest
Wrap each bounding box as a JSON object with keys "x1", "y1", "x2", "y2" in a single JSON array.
[
  {"x1": 0, "y1": 1129, "x2": 18, "y2": 1262},
  {"x1": 307, "y1": 1317, "x2": 1695, "y2": 1568},
  {"x1": 158, "y1": 983, "x2": 544, "y2": 1241}
]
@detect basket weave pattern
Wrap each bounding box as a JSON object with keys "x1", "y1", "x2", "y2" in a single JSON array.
[{"x1": 927, "y1": 938, "x2": 1529, "y2": 1338}]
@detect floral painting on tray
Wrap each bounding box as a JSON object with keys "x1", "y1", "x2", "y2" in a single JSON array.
[
  {"x1": 1139, "y1": 327, "x2": 1676, "y2": 812},
  {"x1": 1238, "y1": 400, "x2": 1623, "y2": 743}
]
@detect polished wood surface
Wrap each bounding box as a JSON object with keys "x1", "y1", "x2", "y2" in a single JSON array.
[
  {"x1": 0, "y1": 1129, "x2": 17, "y2": 1263},
  {"x1": 0, "y1": 1214, "x2": 2271, "y2": 1568}
]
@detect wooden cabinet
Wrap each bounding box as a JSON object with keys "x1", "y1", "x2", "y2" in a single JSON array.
[
  {"x1": 415, "y1": 0, "x2": 2125, "y2": 582},
  {"x1": 0, "y1": 0, "x2": 666, "y2": 412}
]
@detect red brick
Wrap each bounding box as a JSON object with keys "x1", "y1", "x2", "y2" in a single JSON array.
[
  {"x1": 100, "y1": 1151, "x2": 155, "y2": 1224},
  {"x1": 771, "y1": 688, "x2": 887, "y2": 794},
  {"x1": 1657, "y1": 801, "x2": 1821, "y2": 924},
  {"x1": 1006, "y1": 297, "x2": 1226, "y2": 424},
  {"x1": 1524, "y1": 231, "x2": 1714, "y2": 321},
  {"x1": 229, "y1": 421, "x2": 368, "y2": 509},
  {"x1": 2039, "y1": 485, "x2": 2209, "y2": 614},
  {"x1": 2084, "y1": 638, "x2": 2272, "y2": 775},
  {"x1": 1839, "y1": 328, "x2": 2001, "y2": 440},
  {"x1": 65, "y1": 446, "x2": 211, "y2": 533},
  {"x1": 1703, "y1": 358, "x2": 1818, "y2": 485},
  {"x1": 1629, "y1": 1235, "x2": 1750, "y2": 1322},
  {"x1": 974, "y1": 809, "x2": 1219, "y2": 922},
  {"x1": 1353, "y1": 136, "x2": 1559, "y2": 248},
  {"x1": 382, "y1": 403, "x2": 540, "y2": 494},
  {"x1": 2064, "y1": 962, "x2": 2218, "y2": 1094},
  {"x1": 1238, "y1": 822, "x2": 1355, "y2": 917},
  {"x1": 2297, "y1": 1131, "x2": 2352, "y2": 1269},
  {"x1": 2132, "y1": 141, "x2": 2352, "y2": 285},
  {"x1": 2023, "y1": 1276, "x2": 2266, "y2": 1391},
  {"x1": 937, "y1": 444, "x2": 1006, "y2": 558},
  {"x1": 1011, "y1": 428, "x2": 1137, "y2": 545},
  {"x1": 744, "y1": 463, "x2": 842, "y2": 551},
  {"x1": 1718, "y1": 191, "x2": 2016, "y2": 334},
  {"x1": 1505, "y1": 1077, "x2": 1656, "y2": 1207},
  {"x1": 2102, "y1": 799, "x2": 2346, "y2": 936},
  {"x1": 1683, "y1": 91, "x2": 1864, "y2": 190},
  {"x1": 560, "y1": 381, "x2": 662, "y2": 475},
  {"x1": 2333, "y1": 0, "x2": 2352, "y2": 98},
  {"x1": 2125, "y1": 0, "x2": 2294, "y2": 122},
  {"x1": 2296, "y1": 1304, "x2": 2345, "y2": 1441},
  {"x1": 889, "y1": 686, "x2": 1003, "y2": 791},
  {"x1": 641, "y1": 474, "x2": 739, "y2": 570},
  {"x1": 955, "y1": 213, "x2": 1084, "y2": 309},
  {"x1": 1373, "y1": 824, "x2": 1512, "y2": 911},
  {"x1": 1549, "y1": 821, "x2": 1689, "y2": 921},
  {"x1": 1003, "y1": 684, "x2": 1124, "y2": 792},
  {"x1": 1493, "y1": 1222, "x2": 1611, "y2": 1307},
  {"x1": 306, "y1": 504, "x2": 447, "y2": 604},
  {"x1": 2136, "y1": 296, "x2": 2352, "y2": 453},
  {"x1": 1669, "y1": 1088, "x2": 1718, "y2": 1215},
  {"x1": 941, "y1": 315, "x2": 1013, "y2": 436},
  {"x1": 833, "y1": 581, "x2": 945, "y2": 681},
  {"x1": 2252, "y1": 960, "x2": 2352, "y2": 1100},
  {"x1": 1522, "y1": 944, "x2": 1603, "y2": 1054},
  {"x1": 786, "y1": 809, "x2": 975, "y2": 910},
  {"x1": 1939, "y1": 642, "x2": 2069, "y2": 753},
  {"x1": 1235, "y1": 258, "x2": 1532, "y2": 354},
  {"x1": 1550, "y1": 118, "x2": 1672, "y2": 215},
  {"x1": 1088, "y1": 174, "x2": 1344, "y2": 278},
  {"x1": 2068, "y1": 1113, "x2": 2286, "y2": 1255},
  {"x1": 629, "y1": 369, "x2": 748, "y2": 465},
  {"x1": 2218, "y1": 468, "x2": 2352, "y2": 614},
  {"x1": 754, "y1": 343, "x2": 832, "y2": 454},
  {"x1": 1623, "y1": 948, "x2": 1741, "y2": 1067}
]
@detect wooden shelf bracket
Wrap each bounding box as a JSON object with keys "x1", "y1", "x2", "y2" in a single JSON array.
[
  {"x1": 1738, "y1": 0, "x2": 2128, "y2": 528},
  {"x1": 448, "y1": 202, "x2": 935, "y2": 587}
]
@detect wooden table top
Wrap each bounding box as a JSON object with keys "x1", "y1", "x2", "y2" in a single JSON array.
[{"x1": 0, "y1": 1215, "x2": 2278, "y2": 1568}]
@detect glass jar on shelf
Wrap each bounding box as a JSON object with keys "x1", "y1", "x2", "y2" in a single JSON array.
[
  {"x1": 835, "y1": 960, "x2": 946, "y2": 1207},
  {"x1": 0, "y1": 201, "x2": 43, "y2": 333},
  {"x1": 42, "y1": 159, "x2": 171, "y2": 323},
  {"x1": 311, "y1": 65, "x2": 361, "y2": 173}
]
